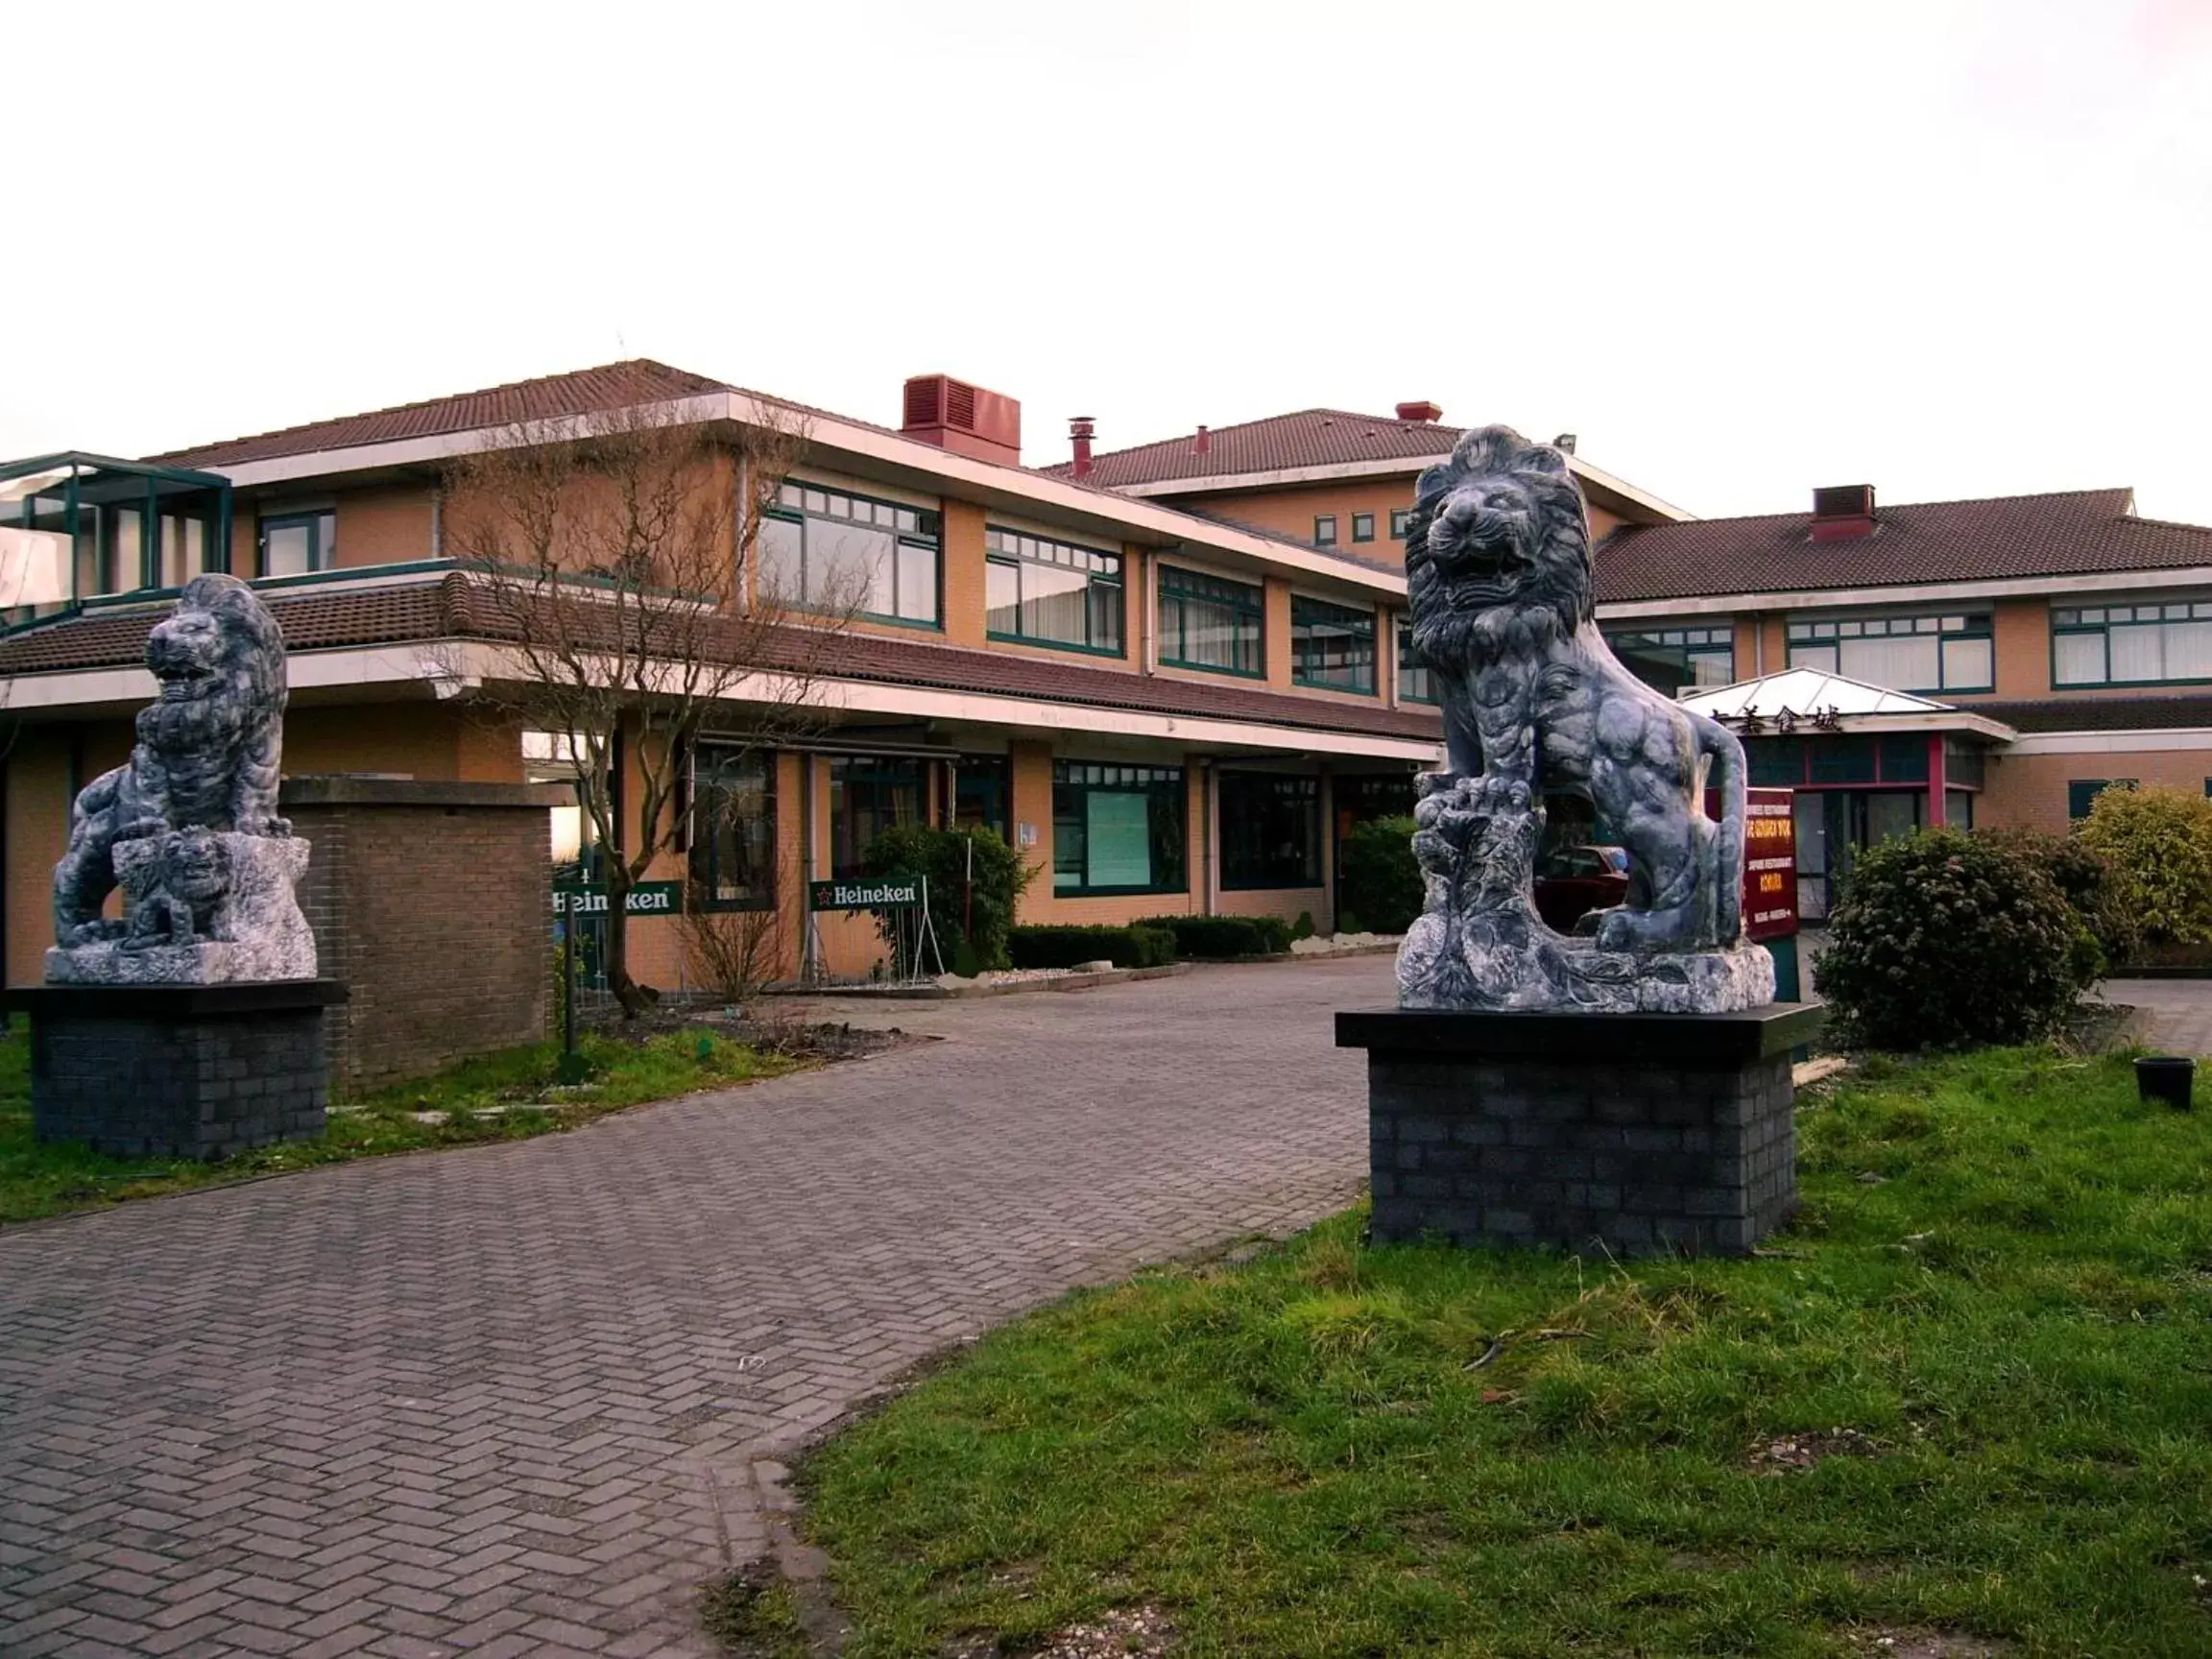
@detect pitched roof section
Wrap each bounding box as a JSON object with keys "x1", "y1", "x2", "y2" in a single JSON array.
[
  {"x1": 1592, "y1": 489, "x2": 2212, "y2": 603},
  {"x1": 0, "y1": 575, "x2": 1442, "y2": 746},
  {"x1": 150, "y1": 361, "x2": 732, "y2": 469},
  {"x1": 1043, "y1": 409, "x2": 1461, "y2": 488}
]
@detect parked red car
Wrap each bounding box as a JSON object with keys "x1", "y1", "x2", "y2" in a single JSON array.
[{"x1": 1534, "y1": 844, "x2": 1630, "y2": 932}]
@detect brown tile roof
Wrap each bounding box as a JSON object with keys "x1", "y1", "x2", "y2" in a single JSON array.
[
  {"x1": 150, "y1": 361, "x2": 733, "y2": 469},
  {"x1": 1592, "y1": 490, "x2": 2212, "y2": 603},
  {"x1": 0, "y1": 575, "x2": 1440, "y2": 746},
  {"x1": 1042, "y1": 409, "x2": 1461, "y2": 488},
  {"x1": 1974, "y1": 695, "x2": 2212, "y2": 733}
]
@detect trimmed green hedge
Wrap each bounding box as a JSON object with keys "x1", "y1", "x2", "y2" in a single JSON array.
[
  {"x1": 1138, "y1": 913, "x2": 1293, "y2": 959},
  {"x1": 1007, "y1": 924, "x2": 1177, "y2": 971}
]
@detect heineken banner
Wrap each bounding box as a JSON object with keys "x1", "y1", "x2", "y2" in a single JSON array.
[
  {"x1": 552, "y1": 880, "x2": 683, "y2": 917},
  {"x1": 808, "y1": 877, "x2": 922, "y2": 912}
]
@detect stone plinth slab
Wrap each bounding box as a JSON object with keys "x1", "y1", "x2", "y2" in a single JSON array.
[
  {"x1": 8, "y1": 980, "x2": 349, "y2": 1161},
  {"x1": 1337, "y1": 1003, "x2": 1824, "y2": 1257}
]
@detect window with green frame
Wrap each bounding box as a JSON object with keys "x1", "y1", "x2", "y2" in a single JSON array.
[
  {"x1": 757, "y1": 482, "x2": 940, "y2": 627},
  {"x1": 1313, "y1": 515, "x2": 1338, "y2": 547},
  {"x1": 1605, "y1": 623, "x2": 1735, "y2": 695},
  {"x1": 1351, "y1": 512, "x2": 1375, "y2": 543},
  {"x1": 1052, "y1": 761, "x2": 1186, "y2": 896},
  {"x1": 2052, "y1": 596, "x2": 2212, "y2": 686},
  {"x1": 1291, "y1": 595, "x2": 1376, "y2": 693},
  {"x1": 2069, "y1": 778, "x2": 2136, "y2": 821},
  {"x1": 260, "y1": 510, "x2": 335, "y2": 579},
  {"x1": 1389, "y1": 508, "x2": 1411, "y2": 541},
  {"x1": 1397, "y1": 616, "x2": 1436, "y2": 704},
  {"x1": 688, "y1": 747, "x2": 776, "y2": 910},
  {"x1": 1787, "y1": 612, "x2": 1991, "y2": 692},
  {"x1": 1219, "y1": 773, "x2": 1320, "y2": 889},
  {"x1": 985, "y1": 527, "x2": 1123, "y2": 654},
  {"x1": 1158, "y1": 565, "x2": 1263, "y2": 677},
  {"x1": 830, "y1": 755, "x2": 926, "y2": 878}
]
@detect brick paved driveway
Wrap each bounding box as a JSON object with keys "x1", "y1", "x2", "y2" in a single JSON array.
[{"x1": 0, "y1": 958, "x2": 1384, "y2": 1657}]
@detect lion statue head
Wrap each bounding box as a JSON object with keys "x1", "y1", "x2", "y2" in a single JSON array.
[
  {"x1": 138, "y1": 572, "x2": 288, "y2": 754},
  {"x1": 1402, "y1": 425, "x2": 1592, "y2": 668},
  {"x1": 160, "y1": 827, "x2": 232, "y2": 906}
]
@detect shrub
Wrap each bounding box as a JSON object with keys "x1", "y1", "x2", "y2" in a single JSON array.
[
  {"x1": 681, "y1": 880, "x2": 789, "y2": 1003},
  {"x1": 1814, "y1": 827, "x2": 2090, "y2": 1050},
  {"x1": 1291, "y1": 910, "x2": 1316, "y2": 943},
  {"x1": 862, "y1": 825, "x2": 1036, "y2": 974},
  {"x1": 1337, "y1": 907, "x2": 1365, "y2": 935},
  {"x1": 2075, "y1": 783, "x2": 2212, "y2": 947},
  {"x1": 1339, "y1": 815, "x2": 1422, "y2": 935},
  {"x1": 1007, "y1": 924, "x2": 1177, "y2": 971},
  {"x1": 1976, "y1": 827, "x2": 2138, "y2": 975},
  {"x1": 1139, "y1": 913, "x2": 1293, "y2": 958}
]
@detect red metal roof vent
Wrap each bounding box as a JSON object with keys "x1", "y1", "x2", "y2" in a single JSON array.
[
  {"x1": 901, "y1": 373, "x2": 1022, "y2": 466},
  {"x1": 1810, "y1": 483, "x2": 1877, "y2": 542},
  {"x1": 1396, "y1": 400, "x2": 1444, "y2": 423},
  {"x1": 1069, "y1": 416, "x2": 1095, "y2": 479},
  {"x1": 1192, "y1": 424, "x2": 1211, "y2": 456}
]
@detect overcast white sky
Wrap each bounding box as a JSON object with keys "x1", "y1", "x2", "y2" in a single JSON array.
[{"x1": 8, "y1": 0, "x2": 2207, "y2": 525}]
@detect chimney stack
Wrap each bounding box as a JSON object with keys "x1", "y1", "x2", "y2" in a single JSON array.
[
  {"x1": 1192, "y1": 424, "x2": 1211, "y2": 457},
  {"x1": 1395, "y1": 400, "x2": 1443, "y2": 423},
  {"x1": 1069, "y1": 416, "x2": 1095, "y2": 479},
  {"x1": 1810, "y1": 484, "x2": 1877, "y2": 542},
  {"x1": 1552, "y1": 433, "x2": 1577, "y2": 454}
]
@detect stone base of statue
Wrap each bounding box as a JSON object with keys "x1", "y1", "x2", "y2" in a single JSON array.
[
  {"x1": 1337, "y1": 1003, "x2": 1823, "y2": 1257},
  {"x1": 45, "y1": 832, "x2": 315, "y2": 987},
  {"x1": 7, "y1": 981, "x2": 349, "y2": 1162}
]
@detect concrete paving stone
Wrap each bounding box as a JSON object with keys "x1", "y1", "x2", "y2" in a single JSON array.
[{"x1": 0, "y1": 958, "x2": 1384, "y2": 1655}]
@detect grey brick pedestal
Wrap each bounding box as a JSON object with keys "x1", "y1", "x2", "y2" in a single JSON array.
[
  {"x1": 1337, "y1": 1003, "x2": 1824, "y2": 1257},
  {"x1": 9, "y1": 980, "x2": 349, "y2": 1161}
]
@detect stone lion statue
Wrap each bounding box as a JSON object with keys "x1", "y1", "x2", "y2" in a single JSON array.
[
  {"x1": 53, "y1": 573, "x2": 289, "y2": 948},
  {"x1": 1403, "y1": 424, "x2": 1747, "y2": 961},
  {"x1": 121, "y1": 829, "x2": 233, "y2": 950}
]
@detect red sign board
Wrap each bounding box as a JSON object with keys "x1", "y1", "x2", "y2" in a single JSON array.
[{"x1": 1742, "y1": 787, "x2": 1798, "y2": 942}]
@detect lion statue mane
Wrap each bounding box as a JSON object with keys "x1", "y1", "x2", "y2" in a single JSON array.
[
  {"x1": 1402, "y1": 424, "x2": 1746, "y2": 957},
  {"x1": 53, "y1": 573, "x2": 289, "y2": 948}
]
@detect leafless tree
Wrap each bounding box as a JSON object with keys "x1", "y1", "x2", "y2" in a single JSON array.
[{"x1": 441, "y1": 390, "x2": 854, "y2": 1016}]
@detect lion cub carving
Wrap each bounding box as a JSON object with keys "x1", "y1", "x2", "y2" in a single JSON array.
[{"x1": 1404, "y1": 425, "x2": 1748, "y2": 957}]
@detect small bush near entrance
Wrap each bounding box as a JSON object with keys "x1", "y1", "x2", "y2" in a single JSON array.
[
  {"x1": 1139, "y1": 913, "x2": 1293, "y2": 959},
  {"x1": 1007, "y1": 924, "x2": 1176, "y2": 971},
  {"x1": 1815, "y1": 827, "x2": 2091, "y2": 1049},
  {"x1": 1338, "y1": 814, "x2": 1422, "y2": 935},
  {"x1": 2076, "y1": 783, "x2": 2212, "y2": 948},
  {"x1": 1977, "y1": 826, "x2": 2139, "y2": 976},
  {"x1": 862, "y1": 825, "x2": 1036, "y2": 974}
]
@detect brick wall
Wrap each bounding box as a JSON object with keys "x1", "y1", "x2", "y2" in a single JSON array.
[{"x1": 284, "y1": 778, "x2": 565, "y2": 1090}]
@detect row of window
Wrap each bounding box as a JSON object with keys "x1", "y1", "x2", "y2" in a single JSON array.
[
  {"x1": 686, "y1": 751, "x2": 1372, "y2": 909},
  {"x1": 1313, "y1": 510, "x2": 1414, "y2": 548}
]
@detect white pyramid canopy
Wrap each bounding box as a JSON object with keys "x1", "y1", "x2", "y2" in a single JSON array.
[{"x1": 1679, "y1": 667, "x2": 1953, "y2": 720}]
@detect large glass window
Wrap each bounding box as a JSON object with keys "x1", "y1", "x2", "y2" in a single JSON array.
[
  {"x1": 1605, "y1": 624, "x2": 1735, "y2": 695},
  {"x1": 1291, "y1": 595, "x2": 1376, "y2": 693},
  {"x1": 953, "y1": 754, "x2": 1011, "y2": 841},
  {"x1": 1220, "y1": 773, "x2": 1321, "y2": 889},
  {"x1": 1397, "y1": 617, "x2": 1436, "y2": 704},
  {"x1": 1158, "y1": 566, "x2": 1263, "y2": 677},
  {"x1": 2052, "y1": 597, "x2": 2212, "y2": 686},
  {"x1": 1787, "y1": 612, "x2": 1991, "y2": 692},
  {"x1": 985, "y1": 527, "x2": 1123, "y2": 654},
  {"x1": 758, "y1": 482, "x2": 940, "y2": 627},
  {"x1": 689, "y1": 748, "x2": 777, "y2": 910},
  {"x1": 1051, "y1": 761, "x2": 1186, "y2": 896},
  {"x1": 261, "y1": 510, "x2": 335, "y2": 579},
  {"x1": 830, "y1": 756, "x2": 926, "y2": 878}
]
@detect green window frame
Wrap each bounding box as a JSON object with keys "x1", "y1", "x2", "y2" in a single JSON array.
[
  {"x1": 1397, "y1": 616, "x2": 1436, "y2": 705},
  {"x1": 758, "y1": 482, "x2": 941, "y2": 628},
  {"x1": 1351, "y1": 512, "x2": 1376, "y2": 543},
  {"x1": 260, "y1": 510, "x2": 335, "y2": 579},
  {"x1": 1219, "y1": 773, "x2": 1321, "y2": 889},
  {"x1": 2052, "y1": 596, "x2": 2212, "y2": 687},
  {"x1": 1786, "y1": 611, "x2": 1991, "y2": 693},
  {"x1": 1051, "y1": 760, "x2": 1187, "y2": 897},
  {"x1": 1313, "y1": 515, "x2": 1337, "y2": 547},
  {"x1": 1604, "y1": 623, "x2": 1736, "y2": 695},
  {"x1": 688, "y1": 747, "x2": 777, "y2": 911},
  {"x1": 1158, "y1": 565, "x2": 1264, "y2": 678},
  {"x1": 830, "y1": 755, "x2": 926, "y2": 878},
  {"x1": 1291, "y1": 595, "x2": 1376, "y2": 694},
  {"x1": 985, "y1": 526, "x2": 1123, "y2": 655},
  {"x1": 1389, "y1": 508, "x2": 1411, "y2": 541},
  {"x1": 2068, "y1": 778, "x2": 2136, "y2": 821}
]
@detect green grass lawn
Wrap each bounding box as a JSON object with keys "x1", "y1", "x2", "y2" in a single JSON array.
[
  {"x1": 0, "y1": 1020, "x2": 798, "y2": 1226},
  {"x1": 799, "y1": 1048, "x2": 2212, "y2": 1657}
]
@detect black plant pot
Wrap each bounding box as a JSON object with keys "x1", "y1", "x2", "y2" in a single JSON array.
[{"x1": 2135, "y1": 1055, "x2": 2195, "y2": 1110}]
